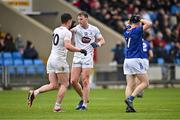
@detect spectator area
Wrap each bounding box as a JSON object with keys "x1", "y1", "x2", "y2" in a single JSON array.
[{"x1": 67, "y1": 0, "x2": 180, "y2": 64}]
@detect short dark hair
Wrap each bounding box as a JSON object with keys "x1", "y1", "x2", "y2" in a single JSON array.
[
  {"x1": 61, "y1": 13, "x2": 72, "y2": 23},
  {"x1": 129, "y1": 15, "x2": 141, "y2": 24},
  {"x1": 78, "y1": 11, "x2": 88, "y2": 18}
]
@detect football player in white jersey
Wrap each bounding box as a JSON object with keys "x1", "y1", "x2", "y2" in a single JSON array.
[
  {"x1": 27, "y1": 13, "x2": 87, "y2": 112},
  {"x1": 70, "y1": 11, "x2": 105, "y2": 110}
]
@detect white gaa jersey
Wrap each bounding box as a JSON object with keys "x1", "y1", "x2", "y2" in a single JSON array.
[
  {"x1": 50, "y1": 26, "x2": 72, "y2": 60},
  {"x1": 72, "y1": 24, "x2": 101, "y2": 57},
  {"x1": 47, "y1": 26, "x2": 72, "y2": 73}
]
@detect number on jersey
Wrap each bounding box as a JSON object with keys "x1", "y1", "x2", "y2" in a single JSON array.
[{"x1": 53, "y1": 34, "x2": 59, "y2": 46}]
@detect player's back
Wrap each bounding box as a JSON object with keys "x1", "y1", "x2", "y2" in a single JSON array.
[
  {"x1": 124, "y1": 26, "x2": 144, "y2": 58},
  {"x1": 50, "y1": 26, "x2": 71, "y2": 59}
]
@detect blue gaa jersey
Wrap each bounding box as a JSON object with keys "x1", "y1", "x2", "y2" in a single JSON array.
[
  {"x1": 142, "y1": 39, "x2": 151, "y2": 59},
  {"x1": 124, "y1": 25, "x2": 144, "y2": 58}
]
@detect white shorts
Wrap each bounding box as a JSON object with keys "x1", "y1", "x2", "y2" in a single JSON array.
[
  {"x1": 72, "y1": 54, "x2": 93, "y2": 68},
  {"x1": 46, "y1": 56, "x2": 69, "y2": 73},
  {"x1": 123, "y1": 58, "x2": 148, "y2": 75}
]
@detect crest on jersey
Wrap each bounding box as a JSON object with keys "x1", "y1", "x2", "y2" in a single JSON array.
[{"x1": 82, "y1": 36, "x2": 91, "y2": 43}]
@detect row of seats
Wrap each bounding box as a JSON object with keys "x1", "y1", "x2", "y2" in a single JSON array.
[
  {"x1": 0, "y1": 52, "x2": 46, "y2": 75},
  {"x1": 156, "y1": 58, "x2": 180, "y2": 65},
  {"x1": 0, "y1": 52, "x2": 22, "y2": 59}
]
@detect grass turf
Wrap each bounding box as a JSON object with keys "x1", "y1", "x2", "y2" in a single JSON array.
[{"x1": 0, "y1": 88, "x2": 180, "y2": 120}]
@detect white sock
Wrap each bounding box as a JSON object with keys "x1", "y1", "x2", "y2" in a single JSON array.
[
  {"x1": 34, "y1": 90, "x2": 39, "y2": 96},
  {"x1": 82, "y1": 103, "x2": 87, "y2": 107},
  {"x1": 55, "y1": 103, "x2": 61, "y2": 108}
]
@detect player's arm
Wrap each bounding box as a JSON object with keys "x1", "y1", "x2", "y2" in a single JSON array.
[
  {"x1": 70, "y1": 29, "x2": 75, "y2": 45},
  {"x1": 140, "y1": 19, "x2": 152, "y2": 31},
  {"x1": 91, "y1": 35, "x2": 105, "y2": 48},
  {"x1": 148, "y1": 50, "x2": 153, "y2": 60},
  {"x1": 64, "y1": 40, "x2": 87, "y2": 56},
  {"x1": 96, "y1": 35, "x2": 105, "y2": 46}
]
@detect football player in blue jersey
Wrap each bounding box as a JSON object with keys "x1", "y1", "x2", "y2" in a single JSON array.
[{"x1": 123, "y1": 15, "x2": 152, "y2": 112}]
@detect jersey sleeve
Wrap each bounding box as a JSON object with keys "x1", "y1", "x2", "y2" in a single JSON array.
[
  {"x1": 71, "y1": 26, "x2": 78, "y2": 33},
  {"x1": 94, "y1": 27, "x2": 102, "y2": 39},
  {"x1": 64, "y1": 30, "x2": 72, "y2": 41}
]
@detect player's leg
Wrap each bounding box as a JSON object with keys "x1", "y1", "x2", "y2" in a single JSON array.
[
  {"x1": 131, "y1": 73, "x2": 149, "y2": 97},
  {"x1": 71, "y1": 67, "x2": 82, "y2": 97},
  {"x1": 70, "y1": 67, "x2": 83, "y2": 109},
  {"x1": 135, "y1": 77, "x2": 144, "y2": 98},
  {"x1": 81, "y1": 68, "x2": 91, "y2": 110},
  {"x1": 125, "y1": 75, "x2": 136, "y2": 99},
  {"x1": 28, "y1": 73, "x2": 59, "y2": 107},
  {"x1": 124, "y1": 74, "x2": 136, "y2": 112},
  {"x1": 54, "y1": 72, "x2": 69, "y2": 112}
]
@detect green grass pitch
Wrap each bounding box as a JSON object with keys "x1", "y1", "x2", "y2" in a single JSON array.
[{"x1": 0, "y1": 88, "x2": 180, "y2": 120}]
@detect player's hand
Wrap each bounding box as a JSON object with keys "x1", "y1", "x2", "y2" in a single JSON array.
[
  {"x1": 80, "y1": 49, "x2": 87, "y2": 56},
  {"x1": 90, "y1": 42, "x2": 101, "y2": 48}
]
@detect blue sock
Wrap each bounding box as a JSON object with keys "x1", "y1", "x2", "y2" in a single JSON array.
[{"x1": 128, "y1": 96, "x2": 135, "y2": 102}]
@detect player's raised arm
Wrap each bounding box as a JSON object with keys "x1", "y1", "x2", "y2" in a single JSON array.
[{"x1": 141, "y1": 19, "x2": 152, "y2": 31}]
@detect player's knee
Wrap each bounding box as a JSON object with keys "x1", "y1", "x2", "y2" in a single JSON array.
[
  {"x1": 61, "y1": 82, "x2": 69, "y2": 88},
  {"x1": 71, "y1": 79, "x2": 77, "y2": 86},
  {"x1": 82, "y1": 80, "x2": 89, "y2": 88},
  {"x1": 82, "y1": 74, "x2": 89, "y2": 81},
  {"x1": 146, "y1": 81, "x2": 149, "y2": 88},
  {"x1": 50, "y1": 83, "x2": 59, "y2": 89},
  {"x1": 143, "y1": 80, "x2": 149, "y2": 88},
  {"x1": 65, "y1": 81, "x2": 69, "y2": 88}
]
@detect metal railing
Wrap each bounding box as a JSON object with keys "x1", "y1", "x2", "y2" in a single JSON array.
[
  {"x1": 93, "y1": 64, "x2": 180, "y2": 87},
  {"x1": 0, "y1": 66, "x2": 47, "y2": 89},
  {"x1": 1, "y1": 64, "x2": 180, "y2": 89}
]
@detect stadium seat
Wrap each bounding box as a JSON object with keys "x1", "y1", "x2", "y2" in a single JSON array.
[
  {"x1": 3, "y1": 59, "x2": 15, "y2": 74},
  {"x1": 0, "y1": 59, "x2": 3, "y2": 66},
  {"x1": 3, "y1": 59, "x2": 13, "y2": 66},
  {"x1": 24, "y1": 59, "x2": 33, "y2": 65},
  {"x1": 12, "y1": 52, "x2": 22, "y2": 59},
  {"x1": 157, "y1": 58, "x2": 164, "y2": 65},
  {"x1": 34, "y1": 59, "x2": 44, "y2": 65},
  {"x1": 0, "y1": 52, "x2": 2, "y2": 59},
  {"x1": 3, "y1": 52, "x2": 12, "y2": 59},
  {"x1": 24, "y1": 59, "x2": 35, "y2": 75},
  {"x1": 34, "y1": 59, "x2": 45, "y2": 74},
  {"x1": 14, "y1": 59, "x2": 25, "y2": 74},
  {"x1": 175, "y1": 59, "x2": 180, "y2": 64}
]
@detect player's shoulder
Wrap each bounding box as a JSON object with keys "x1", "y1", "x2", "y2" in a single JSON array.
[
  {"x1": 134, "y1": 25, "x2": 143, "y2": 32},
  {"x1": 89, "y1": 24, "x2": 99, "y2": 30},
  {"x1": 55, "y1": 26, "x2": 70, "y2": 33}
]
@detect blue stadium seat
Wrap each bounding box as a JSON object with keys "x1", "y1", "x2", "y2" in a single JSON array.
[
  {"x1": 157, "y1": 58, "x2": 164, "y2": 65},
  {"x1": 0, "y1": 59, "x2": 3, "y2": 66},
  {"x1": 175, "y1": 59, "x2": 180, "y2": 64},
  {"x1": 3, "y1": 59, "x2": 13, "y2": 66},
  {"x1": 34, "y1": 59, "x2": 44, "y2": 65},
  {"x1": 24, "y1": 59, "x2": 33, "y2": 66},
  {"x1": 24, "y1": 59, "x2": 35, "y2": 74},
  {"x1": 3, "y1": 52, "x2": 12, "y2": 59},
  {"x1": 14, "y1": 59, "x2": 25, "y2": 74},
  {"x1": 34, "y1": 59, "x2": 46, "y2": 74},
  {"x1": 0, "y1": 52, "x2": 2, "y2": 59},
  {"x1": 3, "y1": 59, "x2": 15, "y2": 74},
  {"x1": 12, "y1": 52, "x2": 22, "y2": 59}
]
